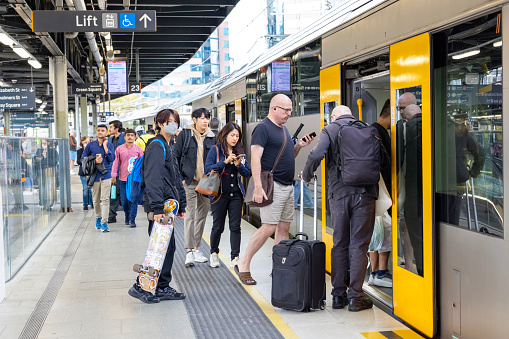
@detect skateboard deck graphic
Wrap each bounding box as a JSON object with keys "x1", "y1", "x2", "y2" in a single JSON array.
[{"x1": 133, "y1": 199, "x2": 179, "y2": 294}]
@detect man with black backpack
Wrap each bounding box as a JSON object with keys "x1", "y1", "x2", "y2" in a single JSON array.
[{"x1": 302, "y1": 105, "x2": 388, "y2": 312}]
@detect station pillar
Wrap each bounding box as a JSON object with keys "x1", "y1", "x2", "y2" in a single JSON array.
[
  {"x1": 50, "y1": 56, "x2": 69, "y2": 139},
  {"x1": 3, "y1": 111, "x2": 10, "y2": 136},
  {"x1": 92, "y1": 101, "x2": 98, "y2": 131},
  {"x1": 80, "y1": 96, "x2": 88, "y2": 137}
]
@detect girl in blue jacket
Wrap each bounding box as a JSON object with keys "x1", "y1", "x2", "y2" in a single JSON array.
[{"x1": 204, "y1": 122, "x2": 251, "y2": 268}]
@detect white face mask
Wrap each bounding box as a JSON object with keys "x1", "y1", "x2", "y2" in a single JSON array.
[
  {"x1": 42, "y1": 145, "x2": 47, "y2": 149},
  {"x1": 164, "y1": 122, "x2": 179, "y2": 136}
]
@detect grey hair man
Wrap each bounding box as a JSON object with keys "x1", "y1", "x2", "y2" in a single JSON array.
[
  {"x1": 302, "y1": 105, "x2": 388, "y2": 312},
  {"x1": 403, "y1": 104, "x2": 421, "y2": 121}
]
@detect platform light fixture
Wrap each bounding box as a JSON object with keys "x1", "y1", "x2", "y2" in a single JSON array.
[
  {"x1": 451, "y1": 49, "x2": 481, "y2": 60},
  {"x1": 35, "y1": 98, "x2": 42, "y2": 104},
  {"x1": 12, "y1": 45, "x2": 30, "y2": 58},
  {"x1": 0, "y1": 32, "x2": 14, "y2": 45},
  {"x1": 28, "y1": 58, "x2": 42, "y2": 69},
  {"x1": 493, "y1": 40, "x2": 502, "y2": 47}
]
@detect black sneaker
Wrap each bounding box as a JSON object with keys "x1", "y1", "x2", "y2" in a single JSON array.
[
  {"x1": 83, "y1": 206, "x2": 88, "y2": 210},
  {"x1": 129, "y1": 220, "x2": 137, "y2": 228},
  {"x1": 124, "y1": 219, "x2": 129, "y2": 226},
  {"x1": 108, "y1": 218, "x2": 117, "y2": 223},
  {"x1": 348, "y1": 297, "x2": 373, "y2": 312},
  {"x1": 128, "y1": 284, "x2": 160, "y2": 304},
  {"x1": 155, "y1": 286, "x2": 186, "y2": 300},
  {"x1": 332, "y1": 295, "x2": 349, "y2": 309}
]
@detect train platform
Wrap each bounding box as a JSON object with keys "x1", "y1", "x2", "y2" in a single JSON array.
[{"x1": 0, "y1": 174, "x2": 411, "y2": 339}]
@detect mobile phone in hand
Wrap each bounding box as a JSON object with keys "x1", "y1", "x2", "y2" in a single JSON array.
[
  {"x1": 236, "y1": 154, "x2": 246, "y2": 158},
  {"x1": 301, "y1": 132, "x2": 316, "y2": 141}
]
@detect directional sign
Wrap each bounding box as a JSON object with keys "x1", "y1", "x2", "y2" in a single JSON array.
[
  {"x1": 10, "y1": 113, "x2": 54, "y2": 124},
  {"x1": 0, "y1": 86, "x2": 36, "y2": 110},
  {"x1": 32, "y1": 11, "x2": 157, "y2": 32},
  {"x1": 71, "y1": 83, "x2": 104, "y2": 95},
  {"x1": 130, "y1": 83, "x2": 141, "y2": 93}
]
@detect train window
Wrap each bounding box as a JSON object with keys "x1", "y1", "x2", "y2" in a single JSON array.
[
  {"x1": 434, "y1": 13, "x2": 503, "y2": 238},
  {"x1": 396, "y1": 86, "x2": 424, "y2": 277}
]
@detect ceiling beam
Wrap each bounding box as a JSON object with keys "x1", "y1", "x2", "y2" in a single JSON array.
[
  {"x1": 104, "y1": 0, "x2": 236, "y2": 7},
  {"x1": 114, "y1": 35, "x2": 208, "y2": 43},
  {"x1": 112, "y1": 42, "x2": 201, "y2": 49},
  {"x1": 112, "y1": 27, "x2": 213, "y2": 35}
]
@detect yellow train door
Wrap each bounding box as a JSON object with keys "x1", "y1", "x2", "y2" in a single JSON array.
[{"x1": 390, "y1": 33, "x2": 436, "y2": 338}]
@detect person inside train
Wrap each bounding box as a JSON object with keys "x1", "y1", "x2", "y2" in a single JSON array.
[
  {"x1": 174, "y1": 108, "x2": 216, "y2": 267},
  {"x1": 128, "y1": 109, "x2": 187, "y2": 304},
  {"x1": 368, "y1": 99, "x2": 393, "y2": 288},
  {"x1": 302, "y1": 105, "x2": 388, "y2": 312},
  {"x1": 234, "y1": 94, "x2": 314, "y2": 285},
  {"x1": 204, "y1": 122, "x2": 251, "y2": 268},
  {"x1": 403, "y1": 104, "x2": 424, "y2": 276}
]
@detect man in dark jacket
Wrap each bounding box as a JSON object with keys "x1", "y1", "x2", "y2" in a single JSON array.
[
  {"x1": 174, "y1": 108, "x2": 216, "y2": 267},
  {"x1": 302, "y1": 105, "x2": 387, "y2": 312},
  {"x1": 128, "y1": 109, "x2": 187, "y2": 304},
  {"x1": 108, "y1": 120, "x2": 126, "y2": 223},
  {"x1": 82, "y1": 124, "x2": 115, "y2": 232}
]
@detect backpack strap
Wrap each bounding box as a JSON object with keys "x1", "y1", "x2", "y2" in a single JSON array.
[
  {"x1": 152, "y1": 139, "x2": 166, "y2": 159},
  {"x1": 271, "y1": 126, "x2": 288, "y2": 173}
]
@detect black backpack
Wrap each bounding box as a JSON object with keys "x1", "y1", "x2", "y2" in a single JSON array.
[{"x1": 328, "y1": 119, "x2": 382, "y2": 186}]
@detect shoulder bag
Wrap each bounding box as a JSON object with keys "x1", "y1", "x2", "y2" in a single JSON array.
[
  {"x1": 195, "y1": 145, "x2": 221, "y2": 197},
  {"x1": 245, "y1": 126, "x2": 287, "y2": 207}
]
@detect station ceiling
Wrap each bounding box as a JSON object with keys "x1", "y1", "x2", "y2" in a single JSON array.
[{"x1": 0, "y1": 0, "x2": 238, "y2": 112}]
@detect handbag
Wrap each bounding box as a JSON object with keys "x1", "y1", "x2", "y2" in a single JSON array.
[
  {"x1": 245, "y1": 126, "x2": 287, "y2": 207},
  {"x1": 195, "y1": 145, "x2": 221, "y2": 196}
]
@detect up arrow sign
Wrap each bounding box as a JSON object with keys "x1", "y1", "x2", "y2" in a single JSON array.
[{"x1": 139, "y1": 13, "x2": 152, "y2": 28}]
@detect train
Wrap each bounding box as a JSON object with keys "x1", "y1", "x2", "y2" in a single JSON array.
[{"x1": 121, "y1": 0, "x2": 509, "y2": 337}]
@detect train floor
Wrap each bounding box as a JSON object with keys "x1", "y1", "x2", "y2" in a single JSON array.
[{"x1": 0, "y1": 174, "x2": 411, "y2": 338}]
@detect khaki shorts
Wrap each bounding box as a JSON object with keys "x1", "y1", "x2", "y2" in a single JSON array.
[{"x1": 260, "y1": 181, "x2": 294, "y2": 224}]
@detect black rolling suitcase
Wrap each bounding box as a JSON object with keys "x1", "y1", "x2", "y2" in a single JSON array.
[{"x1": 271, "y1": 175, "x2": 326, "y2": 312}]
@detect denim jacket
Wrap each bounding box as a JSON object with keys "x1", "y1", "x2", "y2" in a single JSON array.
[{"x1": 204, "y1": 144, "x2": 251, "y2": 198}]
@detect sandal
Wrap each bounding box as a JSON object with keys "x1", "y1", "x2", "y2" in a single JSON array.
[{"x1": 234, "y1": 265, "x2": 257, "y2": 285}]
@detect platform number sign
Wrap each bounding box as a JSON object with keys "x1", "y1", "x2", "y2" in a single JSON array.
[{"x1": 130, "y1": 83, "x2": 141, "y2": 93}]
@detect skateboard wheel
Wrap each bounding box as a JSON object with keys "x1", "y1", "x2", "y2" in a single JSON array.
[
  {"x1": 148, "y1": 268, "x2": 158, "y2": 277},
  {"x1": 133, "y1": 264, "x2": 142, "y2": 273}
]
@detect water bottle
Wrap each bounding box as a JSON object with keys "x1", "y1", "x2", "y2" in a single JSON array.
[{"x1": 110, "y1": 184, "x2": 116, "y2": 199}]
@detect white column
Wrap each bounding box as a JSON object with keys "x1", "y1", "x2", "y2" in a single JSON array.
[{"x1": 50, "y1": 56, "x2": 69, "y2": 139}]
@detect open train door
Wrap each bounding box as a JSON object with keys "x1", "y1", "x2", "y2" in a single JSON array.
[
  {"x1": 319, "y1": 64, "x2": 341, "y2": 273},
  {"x1": 390, "y1": 33, "x2": 436, "y2": 338}
]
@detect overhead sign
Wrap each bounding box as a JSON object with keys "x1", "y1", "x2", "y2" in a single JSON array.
[
  {"x1": 32, "y1": 10, "x2": 157, "y2": 32},
  {"x1": 10, "y1": 113, "x2": 54, "y2": 124},
  {"x1": 71, "y1": 83, "x2": 104, "y2": 95},
  {"x1": 107, "y1": 61, "x2": 128, "y2": 94},
  {"x1": 130, "y1": 83, "x2": 141, "y2": 93},
  {"x1": 0, "y1": 86, "x2": 36, "y2": 110}
]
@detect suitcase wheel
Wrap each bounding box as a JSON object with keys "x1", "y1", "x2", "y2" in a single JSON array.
[{"x1": 320, "y1": 300, "x2": 326, "y2": 310}]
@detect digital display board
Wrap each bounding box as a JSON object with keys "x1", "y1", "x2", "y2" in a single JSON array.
[
  {"x1": 271, "y1": 61, "x2": 291, "y2": 92},
  {"x1": 107, "y1": 61, "x2": 128, "y2": 93}
]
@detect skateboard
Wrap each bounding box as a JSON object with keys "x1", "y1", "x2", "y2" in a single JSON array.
[{"x1": 133, "y1": 199, "x2": 179, "y2": 294}]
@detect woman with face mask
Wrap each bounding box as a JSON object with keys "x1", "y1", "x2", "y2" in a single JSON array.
[
  {"x1": 77, "y1": 136, "x2": 93, "y2": 210},
  {"x1": 204, "y1": 122, "x2": 251, "y2": 268}
]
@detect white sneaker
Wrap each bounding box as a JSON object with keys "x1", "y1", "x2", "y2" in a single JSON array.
[
  {"x1": 210, "y1": 253, "x2": 219, "y2": 268},
  {"x1": 70, "y1": 170, "x2": 76, "y2": 175},
  {"x1": 373, "y1": 272, "x2": 393, "y2": 288},
  {"x1": 230, "y1": 257, "x2": 239, "y2": 269},
  {"x1": 185, "y1": 251, "x2": 195, "y2": 267},
  {"x1": 368, "y1": 273, "x2": 375, "y2": 285},
  {"x1": 193, "y1": 250, "x2": 208, "y2": 263}
]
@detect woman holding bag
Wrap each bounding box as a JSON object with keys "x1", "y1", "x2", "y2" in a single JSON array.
[{"x1": 204, "y1": 122, "x2": 251, "y2": 268}]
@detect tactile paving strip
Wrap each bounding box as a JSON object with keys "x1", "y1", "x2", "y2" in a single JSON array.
[
  {"x1": 18, "y1": 213, "x2": 92, "y2": 339},
  {"x1": 172, "y1": 218, "x2": 284, "y2": 339}
]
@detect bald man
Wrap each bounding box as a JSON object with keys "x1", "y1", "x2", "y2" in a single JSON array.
[
  {"x1": 302, "y1": 105, "x2": 387, "y2": 312},
  {"x1": 403, "y1": 102, "x2": 424, "y2": 276},
  {"x1": 235, "y1": 94, "x2": 313, "y2": 285},
  {"x1": 398, "y1": 92, "x2": 417, "y2": 122}
]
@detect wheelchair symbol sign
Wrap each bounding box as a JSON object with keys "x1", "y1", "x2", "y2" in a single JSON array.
[{"x1": 120, "y1": 13, "x2": 135, "y2": 29}]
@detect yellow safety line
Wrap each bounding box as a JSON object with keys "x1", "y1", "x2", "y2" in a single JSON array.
[
  {"x1": 361, "y1": 333, "x2": 387, "y2": 339},
  {"x1": 361, "y1": 330, "x2": 425, "y2": 339},
  {"x1": 201, "y1": 231, "x2": 299, "y2": 339}
]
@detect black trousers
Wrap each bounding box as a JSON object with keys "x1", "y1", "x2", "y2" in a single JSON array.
[
  {"x1": 109, "y1": 180, "x2": 122, "y2": 220},
  {"x1": 330, "y1": 193, "x2": 376, "y2": 300},
  {"x1": 210, "y1": 191, "x2": 243, "y2": 260},
  {"x1": 147, "y1": 218, "x2": 175, "y2": 289}
]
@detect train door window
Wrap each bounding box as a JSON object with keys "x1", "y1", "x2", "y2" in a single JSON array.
[
  {"x1": 395, "y1": 86, "x2": 425, "y2": 277},
  {"x1": 351, "y1": 71, "x2": 390, "y2": 124},
  {"x1": 434, "y1": 13, "x2": 503, "y2": 237}
]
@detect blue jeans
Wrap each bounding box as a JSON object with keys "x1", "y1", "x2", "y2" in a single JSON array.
[
  {"x1": 119, "y1": 180, "x2": 138, "y2": 222},
  {"x1": 80, "y1": 176, "x2": 93, "y2": 207}
]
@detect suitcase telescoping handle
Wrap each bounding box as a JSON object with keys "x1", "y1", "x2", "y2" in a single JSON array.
[{"x1": 298, "y1": 173, "x2": 318, "y2": 241}]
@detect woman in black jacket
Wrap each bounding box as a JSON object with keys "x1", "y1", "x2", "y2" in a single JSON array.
[
  {"x1": 128, "y1": 109, "x2": 187, "y2": 304},
  {"x1": 77, "y1": 136, "x2": 93, "y2": 210},
  {"x1": 204, "y1": 122, "x2": 251, "y2": 268}
]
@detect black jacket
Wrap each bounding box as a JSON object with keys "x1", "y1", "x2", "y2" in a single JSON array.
[
  {"x1": 142, "y1": 134, "x2": 187, "y2": 215},
  {"x1": 77, "y1": 148, "x2": 85, "y2": 176},
  {"x1": 82, "y1": 155, "x2": 107, "y2": 189},
  {"x1": 174, "y1": 128, "x2": 216, "y2": 185}
]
